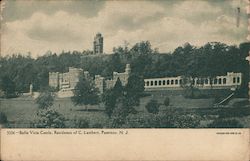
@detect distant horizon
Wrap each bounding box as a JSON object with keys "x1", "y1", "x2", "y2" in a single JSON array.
[{"x1": 1, "y1": 0, "x2": 248, "y2": 57}]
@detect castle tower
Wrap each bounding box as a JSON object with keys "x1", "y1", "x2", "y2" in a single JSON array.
[{"x1": 93, "y1": 33, "x2": 103, "y2": 54}]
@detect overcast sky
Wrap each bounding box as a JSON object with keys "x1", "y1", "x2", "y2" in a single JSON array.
[{"x1": 1, "y1": 0, "x2": 248, "y2": 57}]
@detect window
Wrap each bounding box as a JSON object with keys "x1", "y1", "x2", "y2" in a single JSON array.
[
  {"x1": 218, "y1": 78, "x2": 222, "y2": 84},
  {"x1": 201, "y1": 79, "x2": 204, "y2": 85},
  {"x1": 205, "y1": 79, "x2": 208, "y2": 84},
  {"x1": 167, "y1": 80, "x2": 170, "y2": 85},
  {"x1": 233, "y1": 77, "x2": 236, "y2": 84},
  {"x1": 155, "y1": 81, "x2": 158, "y2": 86},
  {"x1": 151, "y1": 81, "x2": 153, "y2": 86},
  {"x1": 175, "y1": 79, "x2": 178, "y2": 84},
  {"x1": 192, "y1": 80, "x2": 195, "y2": 85},
  {"x1": 223, "y1": 78, "x2": 226, "y2": 84},
  {"x1": 159, "y1": 80, "x2": 162, "y2": 86},
  {"x1": 163, "y1": 80, "x2": 166, "y2": 85},
  {"x1": 237, "y1": 77, "x2": 240, "y2": 83},
  {"x1": 146, "y1": 81, "x2": 149, "y2": 86},
  {"x1": 179, "y1": 79, "x2": 182, "y2": 84},
  {"x1": 171, "y1": 80, "x2": 174, "y2": 85},
  {"x1": 214, "y1": 79, "x2": 217, "y2": 84},
  {"x1": 196, "y1": 79, "x2": 199, "y2": 85}
]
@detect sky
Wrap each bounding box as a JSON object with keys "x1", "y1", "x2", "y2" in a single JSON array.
[{"x1": 0, "y1": 0, "x2": 249, "y2": 57}]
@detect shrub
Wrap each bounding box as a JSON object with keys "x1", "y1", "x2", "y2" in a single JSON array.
[
  {"x1": 92, "y1": 123, "x2": 103, "y2": 128},
  {"x1": 35, "y1": 109, "x2": 65, "y2": 128},
  {"x1": 35, "y1": 91, "x2": 54, "y2": 109},
  {"x1": 145, "y1": 99, "x2": 160, "y2": 114},
  {"x1": 164, "y1": 97, "x2": 170, "y2": 107},
  {"x1": 73, "y1": 118, "x2": 90, "y2": 128},
  {"x1": 0, "y1": 112, "x2": 8, "y2": 124},
  {"x1": 174, "y1": 114, "x2": 201, "y2": 128},
  {"x1": 207, "y1": 118, "x2": 243, "y2": 128}
]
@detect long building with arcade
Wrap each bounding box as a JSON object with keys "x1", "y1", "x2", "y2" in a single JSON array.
[
  {"x1": 144, "y1": 72, "x2": 242, "y2": 91},
  {"x1": 49, "y1": 63, "x2": 242, "y2": 97}
]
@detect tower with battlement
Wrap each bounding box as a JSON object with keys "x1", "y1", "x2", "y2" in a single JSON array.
[{"x1": 93, "y1": 33, "x2": 103, "y2": 54}]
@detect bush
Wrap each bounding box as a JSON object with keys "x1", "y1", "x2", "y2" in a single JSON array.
[
  {"x1": 92, "y1": 123, "x2": 103, "y2": 128},
  {"x1": 174, "y1": 114, "x2": 201, "y2": 128},
  {"x1": 35, "y1": 109, "x2": 65, "y2": 128},
  {"x1": 0, "y1": 112, "x2": 8, "y2": 124},
  {"x1": 207, "y1": 118, "x2": 243, "y2": 128},
  {"x1": 35, "y1": 91, "x2": 54, "y2": 109},
  {"x1": 73, "y1": 118, "x2": 90, "y2": 128},
  {"x1": 164, "y1": 97, "x2": 170, "y2": 107},
  {"x1": 145, "y1": 99, "x2": 160, "y2": 114},
  {"x1": 109, "y1": 106, "x2": 127, "y2": 128}
]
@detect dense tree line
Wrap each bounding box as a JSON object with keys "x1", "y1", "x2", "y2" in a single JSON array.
[{"x1": 0, "y1": 41, "x2": 249, "y2": 97}]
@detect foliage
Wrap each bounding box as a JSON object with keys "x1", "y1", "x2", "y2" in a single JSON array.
[
  {"x1": 145, "y1": 99, "x2": 160, "y2": 114},
  {"x1": 0, "y1": 41, "x2": 249, "y2": 97},
  {"x1": 121, "y1": 109, "x2": 202, "y2": 128},
  {"x1": 173, "y1": 114, "x2": 202, "y2": 128},
  {"x1": 92, "y1": 123, "x2": 103, "y2": 128},
  {"x1": 0, "y1": 76, "x2": 17, "y2": 98},
  {"x1": 124, "y1": 74, "x2": 145, "y2": 107},
  {"x1": 0, "y1": 112, "x2": 8, "y2": 124},
  {"x1": 35, "y1": 109, "x2": 65, "y2": 128},
  {"x1": 71, "y1": 77, "x2": 99, "y2": 108},
  {"x1": 103, "y1": 74, "x2": 144, "y2": 118},
  {"x1": 35, "y1": 91, "x2": 54, "y2": 109},
  {"x1": 207, "y1": 118, "x2": 243, "y2": 128},
  {"x1": 109, "y1": 106, "x2": 128, "y2": 128},
  {"x1": 72, "y1": 118, "x2": 90, "y2": 128},
  {"x1": 164, "y1": 97, "x2": 170, "y2": 107}
]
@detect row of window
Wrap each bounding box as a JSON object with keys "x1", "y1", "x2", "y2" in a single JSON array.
[
  {"x1": 144, "y1": 77, "x2": 241, "y2": 87},
  {"x1": 145, "y1": 79, "x2": 182, "y2": 87}
]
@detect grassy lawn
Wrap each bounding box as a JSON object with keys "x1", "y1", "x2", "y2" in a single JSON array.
[{"x1": 0, "y1": 90, "x2": 249, "y2": 128}]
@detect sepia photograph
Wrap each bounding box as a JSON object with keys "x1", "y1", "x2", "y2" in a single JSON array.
[{"x1": 0, "y1": 0, "x2": 249, "y2": 129}]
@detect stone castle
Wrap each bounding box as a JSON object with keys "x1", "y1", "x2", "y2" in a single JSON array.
[{"x1": 49, "y1": 64, "x2": 131, "y2": 97}]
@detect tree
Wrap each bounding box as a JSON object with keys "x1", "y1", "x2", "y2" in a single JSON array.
[
  {"x1": 103, "y1": 79, "x2": 124, "y2": 118},
  {"x1": 35, "y1": 90, "x2": 54, "y2": 109},
  {"x1": 124, "y1": 74, "x2": 145, "y2": 107},
  {"x1": 102, "y1": 89, "x2": 117, "y2": 118},
  {"x1": 35, "y1": 109, "x2": 65, "y2": 128},
  {"x1": 0, "y1": 76, "x2": 16, "y2": 98},
  {"x1": 71, "y1": 77, "x2": 99, "y2": 110},
  {"x1": 145, "y1": 99, "x2": 160, "y2": 114},
  {"x1": 0, "y1": 112, "x2": 8, "y2": 124}
]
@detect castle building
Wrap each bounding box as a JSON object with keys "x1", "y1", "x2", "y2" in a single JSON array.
[
  {"x1": 49, "y1": 64, "x2": 131, "y2": 97},
  {"x1": 93, "y1": 33, "x2": 103, "y2": 54},
  {"x1": 144, "y1": 72, "x2": 242, "y2": 91},
  {"x1": 95, "y1": 64, "x2": 131, "y2": 93},
  {"x1": 49, "y1": 67, "x2": 87, "y2": 97},
  {"x1": 49, "y1": 64, "x2": 242, "y2": 98}
]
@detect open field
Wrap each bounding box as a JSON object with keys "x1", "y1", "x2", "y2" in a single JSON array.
[{"x1": 1, "y1": 90, "x2": 249, "y2": 128}]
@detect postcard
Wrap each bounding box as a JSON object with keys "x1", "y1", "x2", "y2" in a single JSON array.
[{"x1": 0, "y1": 0, "x2": 249, "y2": 160}]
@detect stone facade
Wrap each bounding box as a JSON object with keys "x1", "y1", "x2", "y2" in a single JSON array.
[
  {"x1": 95, "y1": 64, "x2": 131, "y2": 93},
  {"x1": 49, "y1": 64, "x2": 131, "y2": 96},
  {"x1": 49, "y1": 67, "x2": 84, "y2": 91}
]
